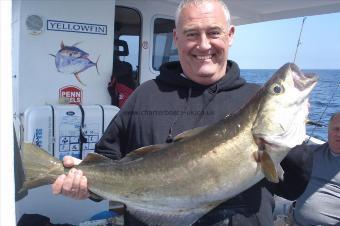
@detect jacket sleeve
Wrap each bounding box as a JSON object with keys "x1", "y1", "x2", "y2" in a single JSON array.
[
  {"x1": 95, "y1": 114, "x2": 123, "y2": 160},
  {"x1": 95, "y1": 88, "x2": 139, "y2": 160},
  {"x1": 267, "y1": 144, "x2": 315, "y2": 200}
]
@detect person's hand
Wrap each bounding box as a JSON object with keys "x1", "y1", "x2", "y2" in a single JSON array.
[{"x1": 52, "y1": 156, "x2": 90, "y2": 200}]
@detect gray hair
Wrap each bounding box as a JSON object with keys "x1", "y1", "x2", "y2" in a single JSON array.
[
  {"x1": 175, "y1": 0, "x2": 231, "y2": 28},
  {"x1": 329, "y1": 111, "x2": 340, "y2": 125}
]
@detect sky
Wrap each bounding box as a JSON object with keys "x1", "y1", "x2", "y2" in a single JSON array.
[{"x1": 229, "y1": 12, "x2": 340, "y2": 69}]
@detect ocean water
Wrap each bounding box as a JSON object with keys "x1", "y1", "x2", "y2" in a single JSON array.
[{"x1": 241, "y1": 69, "x2": 340, "y2": 141}]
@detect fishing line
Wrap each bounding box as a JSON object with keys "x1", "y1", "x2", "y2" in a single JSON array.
[
  {"x1": 293, "y1": 17, "x2": 339, "y2": 143},
  {"x1": 293, "y1": 17, "x2": 307, "y2": 63},
  {"x1": 307, "y1": 81, "x2": 340, "y2": 142}
]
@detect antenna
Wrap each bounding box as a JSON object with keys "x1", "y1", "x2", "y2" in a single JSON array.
[{"x1": 293, "y1": 17, "x2": 307, "y2": 63}]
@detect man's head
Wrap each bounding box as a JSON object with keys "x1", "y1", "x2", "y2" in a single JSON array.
[
  {"x1": 328, "y1": 112, "x2": 340, "y2": 154},
  {"x1": 173, "y1": 0, "x2": 235, "y2": 85}
]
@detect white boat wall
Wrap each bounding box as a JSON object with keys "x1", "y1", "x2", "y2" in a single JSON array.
[
  {"x1": 12, "y1": 0, "x2": 115, "y2": 224},
  {"x1": 13, "y1": 0, "x2": 179, "y2": 224},
  {"x1": 8, "y1": 0, "x2": 340, "y2": 225}
]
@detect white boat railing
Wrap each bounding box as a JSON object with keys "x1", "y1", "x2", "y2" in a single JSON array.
[{"x1": 305, "y1": 135, "x2": 326, "y2": 145}]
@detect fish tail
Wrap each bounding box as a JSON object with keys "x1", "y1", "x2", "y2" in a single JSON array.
[
  {"x1": 95, "y1": 55, "x2": 101, "y2": 75},
  {"x1": 19, "y1": 143, "x2": 65, "y2": 192},
  {"x1": 74, "y1": 73, "x2": 87, "y2": 86}
]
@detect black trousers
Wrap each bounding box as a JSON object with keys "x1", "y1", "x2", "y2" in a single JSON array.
[{"x1": 124, "y1": 211, "x2": 260, "y2": 226}]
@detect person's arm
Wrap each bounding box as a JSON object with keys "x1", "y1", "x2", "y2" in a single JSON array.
[
  {"x1": 267, "y1": 144, "x2": 315, "y2": 200},
  {"x1": 95, "y1": 116, "x2": 123, "y2": 159},
  {"x1": 96, "y1": 83, "x2": 142, "y2": 159}
]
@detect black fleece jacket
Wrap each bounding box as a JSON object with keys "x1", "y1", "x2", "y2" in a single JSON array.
[{"x1": 95, "y1": 60, "x2": 312, "y2": 226}]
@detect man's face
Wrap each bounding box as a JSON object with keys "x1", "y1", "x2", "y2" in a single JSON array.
[
  {"x1": 329, "y1": 115, "x2": 340, "y2": 154},
  {"x1": 173, "y1": 1, "x2": 235, "y2": 85}
]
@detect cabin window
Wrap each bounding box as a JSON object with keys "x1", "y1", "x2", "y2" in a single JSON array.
[
  {"x1": 114, "y1": 6, "x2": 141, "y2": 84},
  {"x1": 110, "y1": 6, "x2": 141, "y2": 107},
  {"x1": 152, "y1": 18, "x2": 178, "y2": 70}
]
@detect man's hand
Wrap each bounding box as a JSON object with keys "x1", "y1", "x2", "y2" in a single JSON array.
[{"x1": 52, "y1": 156, "x2": 90, "y2": 200}]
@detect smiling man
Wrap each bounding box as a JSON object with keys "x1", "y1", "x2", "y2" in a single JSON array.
[{"x1": 173, "y1": 0, "x2": 235, "y2": 85}]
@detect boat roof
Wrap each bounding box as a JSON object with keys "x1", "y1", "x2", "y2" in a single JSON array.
[{"x1": 156, "y1": 0, "x2": 340, "y2": 25}]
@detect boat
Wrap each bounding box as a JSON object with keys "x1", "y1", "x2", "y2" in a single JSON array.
[{"x1": 1, "y1": 0, "x2": 340, "y2": 225}]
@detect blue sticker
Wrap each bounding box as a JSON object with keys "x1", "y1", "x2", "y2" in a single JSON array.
[{"x1": 33, "y1": 128, "x2": 43, "y2": 147}]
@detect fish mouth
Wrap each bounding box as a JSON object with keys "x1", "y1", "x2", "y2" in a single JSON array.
[{"x1": 290, "y1": 64, "x2": 318, "y2": 91}]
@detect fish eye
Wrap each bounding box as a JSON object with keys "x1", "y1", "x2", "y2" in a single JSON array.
[
  {"x1": 273, "y1": 86, "x2": 281, "y2": 93},
  {"x1": 270, "y1": 83, "x2": 284, "y2": 95}
]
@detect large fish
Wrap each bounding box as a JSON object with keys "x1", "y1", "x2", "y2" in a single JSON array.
[{"x1": 20, "y1": 63, "x2": 317, "y2": 226}]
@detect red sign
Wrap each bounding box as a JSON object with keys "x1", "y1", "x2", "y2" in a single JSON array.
[{"x1": 59, "y1": 85, "x2": 83, "y2": 105}]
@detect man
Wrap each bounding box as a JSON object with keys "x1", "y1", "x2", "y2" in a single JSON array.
[
  {"x1": 52, "y1": 0, "x2": 308, "y2": 225},
  {"x1": 292, "y1": 112, "x2": 340, "y2": 226}
]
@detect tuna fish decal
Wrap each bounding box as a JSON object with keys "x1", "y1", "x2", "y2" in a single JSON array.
[{"x1": 50, "y1": 41, "x2": 100, "y2": 86}]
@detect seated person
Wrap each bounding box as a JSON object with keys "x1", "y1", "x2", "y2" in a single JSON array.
[
  {"x1": 293, "y1": 112, "x2": 340, "y2": 225},
  {"x1": 108, "y1": 39, "x2": 135, "y2": 107}
]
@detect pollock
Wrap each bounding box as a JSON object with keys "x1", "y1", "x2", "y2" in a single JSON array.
[{"x1": 20, "y1": 63, "x2": 318, "y2": 226}]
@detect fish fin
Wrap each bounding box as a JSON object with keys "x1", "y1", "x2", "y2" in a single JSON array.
[
  {"x1": 277, "y1": 164, "x2": 284, "y2": 181},
  {"x1": 120, "y1": 144, "x2": 168, "y2": 162},
  {"x1": 260, "y1": 151, "x2": 280, "y2": 183},
  {"x1": 49, "y1": 54, "x2": 56, "y2": 58},
  {"x1": 74, "y1": 73, "x2": 87, "y2": 86},
  {"x1": 72, "y1": 41, "x2": 82, "y2": 47},
  {"x1": 80, "y1": 153, "x2": 113, "y2": 166},
  {"x1": 253, "y1": 151, "x2": 261, "y2": 162},
  {"x1": 21, "y1": 143, "x2": 64, "y2": 190},
  {"x1": 60, "y1": 40, "x2": 65, "y2": 49},
  {"x1": 173, "y1": 126, "x2": 207, "y2": 142},
  {"x1": 88, "y1": 191, "x2": 104, "y2": 201},
  {"x1": 95, "y1": 55, "x2": 100, "y2": 75},
  {"x1": 127, "y1": 205, "x2": 209, "y2": 226}
]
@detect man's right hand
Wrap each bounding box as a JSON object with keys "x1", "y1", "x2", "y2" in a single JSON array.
[{"x1": 52, "y1": 156, "x2": 90, "y2": 200}]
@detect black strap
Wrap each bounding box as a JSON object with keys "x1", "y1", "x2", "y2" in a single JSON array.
[
  {"x1": 78, "y1": 105, "x2": 87, "y2": 159},
  {"x1": 97, "y1": 104, "x2": 105, "y2": 134},
  {"x1": 49, "y1": 105, "x2": 55, "y2": 156}
]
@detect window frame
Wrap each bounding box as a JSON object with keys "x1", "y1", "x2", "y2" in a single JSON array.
[{"x1": 150, "y1": 15, "x2": 177, "y2": 73}]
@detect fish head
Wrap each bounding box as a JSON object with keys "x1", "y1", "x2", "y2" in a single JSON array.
[
  {"x1": 58, "y1": 46, "x2": 88, "y2": 58},
  {"x1": 252, "y1": 63, "x2": 318, "y2": 157},
  {"x1": 57, "y1": 41, "x2": 89, "y2": 59}
]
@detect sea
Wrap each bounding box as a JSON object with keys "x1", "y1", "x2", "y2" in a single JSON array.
[{"x1": 241, "y1": 69, "x2": 340, "y2": 141}]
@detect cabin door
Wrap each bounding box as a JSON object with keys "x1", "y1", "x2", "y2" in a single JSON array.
[{"x1": 110, "y1": 6, "x2": 141, "y2": 107}]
